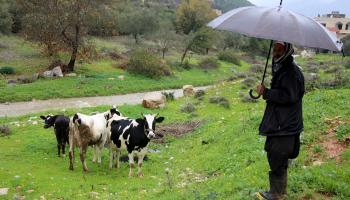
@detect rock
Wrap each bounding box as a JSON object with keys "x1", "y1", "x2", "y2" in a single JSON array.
[
  {"x1": 118, "y1": 75, "x2": 125, "y2": 80},
  {"x1": 32, "y1": 73, "x2": 39, "y2": 81},
  {"x1": 89, "y1": 192, "x2": 99, "y2": 198},
  {"x1": 26, "y1": 190, "x2": 34, "y2": 193},
  {"x1": 142, "y1": 92, "x2": 166, "y2": 109},
  {"x1": 300, "y1": 50, "x2": 315, "y2": 58},
  {"x1": 43, "y1": 70, "x2": 53, "y2": 78},
  {"x1": 17, "y1": 76, "x2": 32, "y2": 84},
  {"x1": 0, "y1": 188, "x2": 9, "y2": 196},
  {"x1": 40, "y1": 195, "x2": 46, "y2": 200},
  {"x1": 7, "y1": 79, "x2": 17, "y2": 84},
  {"x1": 182, "y1": 85, "x2": 195, "y2": 97},
  {"x1": 65, "y1": 73, "x2": 77, "y2": 77},
  {"x1": 52, "y1": 66, "x2": 63, "y2": 77}
]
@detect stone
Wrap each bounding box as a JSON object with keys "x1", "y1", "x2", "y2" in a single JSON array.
[
  {"x1": 182, "y1": 85, "x2": 195, "y2": 96},
  {"x1": 300, "y1": 50, "x2": 315, "y2": 58},
  {"x1": 0, "y1": 188, "x2": 9, "y2": 196},
  {"x1": 142, "y1": 92, "x2": 166, "y2": 109},
  {"x1": 42, "y1": 70, "x2": 53, "y2": 78},
  {"x1": 26, "y1": 190, "x2": 34, "y2": 193},
  {"x1": 7, "y1": 79, "x2": 17, "y2": 84},
  {"x1": 65, "y1": 73, "x2": 77, "y2": 77},
  {"x1": 52, "y1": 66, "x2": 63, "y2": 77},
  {"x1": 32, "y1": 73, "x2": 39, "y2": 81},
  {"x1": 40, "y1": 195, "x2": 46, "y2": 200},
  {"x1": 118, "y1": 75, "x2": 125, "y2": 80}
]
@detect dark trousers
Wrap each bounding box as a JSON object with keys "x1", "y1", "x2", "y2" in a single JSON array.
[{"x1": 264, "y1": 134, "x2": 300, "y2": 177}]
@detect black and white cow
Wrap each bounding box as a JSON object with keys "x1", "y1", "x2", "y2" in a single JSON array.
[
  {"x1": 107, "y1": 114, "x2": 164, "y2": 177},
  {"x1": 69, "y1": 107, "x2": 121, "y2": 172},
  {"x1": 40, "y1": 115, "x2": 70, "y2": 157}
]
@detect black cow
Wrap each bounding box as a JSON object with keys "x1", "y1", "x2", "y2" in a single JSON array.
[
  {"x1": 107, "y1": 114, "x2": 164, "y2": 177},
  {"x1": 40, "y1": 115, "x2": 70, "y2": 157}
]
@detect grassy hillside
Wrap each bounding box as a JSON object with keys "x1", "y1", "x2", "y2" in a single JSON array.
[{"x1": 0, "y1": 82, "x2": 349, "y2": 199}]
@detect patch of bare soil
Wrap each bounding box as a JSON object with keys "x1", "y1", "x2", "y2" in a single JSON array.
[
  {"x1": 153, "y1": 120, "x2": 204, "y2": 143},
  {"x1": 309, "y1": 116, "x2": 349, "y2": 166}
]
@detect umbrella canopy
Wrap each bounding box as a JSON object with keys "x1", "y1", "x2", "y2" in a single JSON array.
[{"x1": 207, "y1": 6, "x2": 342, "y2": 52}]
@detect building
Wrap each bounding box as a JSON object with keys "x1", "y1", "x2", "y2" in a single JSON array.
[{"x1": 315, "y1": 11, "x2": 350, "y2": 39}]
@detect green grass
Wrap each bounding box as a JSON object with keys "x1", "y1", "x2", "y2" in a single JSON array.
[{"x1": 0, "y1": 82, "x2": 349, "y2": 199}]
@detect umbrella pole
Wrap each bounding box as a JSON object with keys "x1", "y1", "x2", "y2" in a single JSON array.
[{"x1": 249, "y1": 40, "x2": 274, "y2": 99}]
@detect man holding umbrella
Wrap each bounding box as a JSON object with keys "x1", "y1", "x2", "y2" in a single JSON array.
[{"x1": 255, "y1": 41, "x2": 305, "y2": 200}]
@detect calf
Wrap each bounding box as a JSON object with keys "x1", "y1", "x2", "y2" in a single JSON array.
[
  {"x1": 69, "y1": 107, "x2": 121, "y2": 172},
  {"x1": 107, "y1": 113, "x2": 164, "y2": 177},
  {"x1": 40, "y1": 115, "x2": 70, "y2": 157}
]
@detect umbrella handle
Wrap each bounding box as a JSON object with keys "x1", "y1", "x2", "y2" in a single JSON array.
[{"x1": 249, "y1": 89, "x2": 261, "y2": 99}]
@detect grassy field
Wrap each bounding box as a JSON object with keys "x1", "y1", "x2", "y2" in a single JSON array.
[
  {"x1": 0, "y1": 36, "x2": 250, "y2": 103},
  {"x1": 0, "y1": 81, "x2": 349, "y2": 200}
]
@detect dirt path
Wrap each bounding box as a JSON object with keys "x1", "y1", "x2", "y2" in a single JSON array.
[{"x1": 0, "y1": 86, "x2": 210, "y2": 117}]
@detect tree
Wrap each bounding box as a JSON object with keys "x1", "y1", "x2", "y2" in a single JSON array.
[
  {"x1": 342, "y1": 35, "x2": 350, "y2": 56},
  {"x1": 0, "y1": 0, "x2": 13, "y2": 34},
  {"x1": 180, "y1": 28, "x2": 217, "y2": 63},
  {"x1": 213, "y1": 0, "x2": 252, "y2": 13},
  {"x1": 150, "y1": 21, "x2": 178, "y2": 59},
  {"x1": 20, "y1": 0, "x2": 112, "y2": 71},
  {"x1": 217, "y1": 31, "x2": 247, "y2": 50},
  {"x1": 175, "y1": 0, "x2": 217, "y2": 34},
  {"x1": 118, "y1": 6, "x2": 159, "y2": 43}
]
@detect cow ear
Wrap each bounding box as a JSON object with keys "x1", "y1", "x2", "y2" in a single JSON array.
[
  {"x1": 155, "y1": 117, "x2": 165, "y2": 123},
  {"x1": 136, "y1": 118, "x2": 144, "y2": 125},
  {"x1": 40, "y1": 115, "x2": 46, "y2": 120}
]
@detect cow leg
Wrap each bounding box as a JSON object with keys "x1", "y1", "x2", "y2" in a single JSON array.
[
  {"x1": 109, "y1": 147, "x2": 115, "y2": 170},
  {"x1": 128, "y1": 152, "x2": 135, "y2": 177},
  {"x1": 115, "y1": 150, "x2": 120, "y2": 169},
  {"x1": 57, "y1": 144, "x2": 61, "y2": 157},
  {"x1": 69, "y1": 136, "x2": 74, "y2": 170},
  {"x1": 92, "y1": 145, "x2": 97, "y2": 163},
  {"x1": 137, "y1": 149, "x2": 147, "y2": 178},
  {"x1": 80, "y1": 145, "x2": 88, "y2": 172},
  {"x1": 97, "y1": 145, "x2": 103, "y2": 164},
  {"x1": 62, "y1": 143, "x2": 66, "y2": 157}
]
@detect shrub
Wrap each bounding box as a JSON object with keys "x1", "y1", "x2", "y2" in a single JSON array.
[
  {"x1": 194, "y1": 90, "x2": 205, "y2": 99},
  {"x1": 241, "y1": 77, "x2": 259, "y2": 89},
  {"x1": 0, "y1": 125, "x2": 11, "y2": 136},
  {"x1": 0, "y1": 66, "x2": 15, "y2": 75},
  {"x1": 249, "y1": 65, "x2": 265, "y2": 73},
  {"x1": 198, "y1": 57, "x2": 219, "y2": 70},
  {"x1": 209, "y1": 96, "x2": 230, "y2": 108},
  {"x1": 217, "y1": 50, "x2": 241, "y2": 65},
  {"x1": 345, "y1": 59, "x2": 350, "y2": 69},
  {"x1": 181, "y1": 59, "x2": 193, "y2": 70},
  {"x1": 162, "y1": 92, "x2": 175, "y2": 101},
  {"x1": 335, "y1": 124, "x2": 350, "y2": 142},
  {"x1": 240, "y1": 93, "x2": 258, "y2": 103},
  {"x1": 127, "y1": 49, "x2": 172, "y2": 78},
  {"x1": 180, "y1": 103, "x2": 196, "y2": 113},
  {"x1": 304, "y1": 73, "x2": 321, "y2": 91}
]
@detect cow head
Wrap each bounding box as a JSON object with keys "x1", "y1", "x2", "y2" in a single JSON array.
[
  {"x1": 72, "y1": 114, "x2": 81, "y2": 125},
  {"x1": 104, "y1": 105, "x2": 122, "y2": 121},
  {"x1": 136, "y1": 114, "x2": 164, "y2": 139},
  {"x1": 40, "y1": 115, "x2": 57, "y2": 129}
]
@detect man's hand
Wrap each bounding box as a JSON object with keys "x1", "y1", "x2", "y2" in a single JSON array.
[{"x1": 255, "y1": 84, "x2": 265, "y2": 96}]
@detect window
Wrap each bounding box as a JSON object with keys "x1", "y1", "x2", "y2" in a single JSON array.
[
  {"x1": 336, "y1": 22, "x2": 343, "y2": 30},
  {"x1": 346, "y1": 23, "x2": 350, "y2": 30}
]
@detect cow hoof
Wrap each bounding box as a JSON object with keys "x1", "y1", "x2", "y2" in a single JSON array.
[
  {"x1": 69, "y1": 166, "x2": 74, "y2": 171},
  {"x1": 129, "y1": 173, "x2": 134, "y2": 177},
  {"x1": 83, "y1": 168, "x2": 89, "y2": 172},
  {"x1": 138, "y1": 173, "x2": 144, "y2": 178},
  {"x1": 62, "y1": 154, "x2": 66, "y2": 157}
]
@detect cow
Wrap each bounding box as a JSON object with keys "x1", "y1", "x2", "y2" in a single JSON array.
[
  {"x1": 40, "y1": 114, "x2": 70, "y2": 157},
  {"x1": 69, "y1": 106, "x2": 121, "y2": 172},
  {"x1": 107, "y1": 113, "x2": 164, "y2": 177}
]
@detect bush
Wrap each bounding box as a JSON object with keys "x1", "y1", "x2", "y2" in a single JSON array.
[
  {"x1": 0, "y1": 125, "x2": 11, "y2": 136},
  {"x1": 198, "y1": 57, "x2": 219, "y2": 70},
  {"x1": 0, "y1": 66, "x2": 15, "y2": 75},
  {"x1": 241, "y1": 77, "x2": 259, "y2": 89},
  {"x1": 249, "y1": 65, "x2": 265, "y2": 73},
  {"x1": 335, "y1": 124, "x2": 350, "y2": 142},
  {"x1": 240, "y1": 92, "x2": 258, "y2": 103},
  {"x1": 127, "y1": 49, "x2": 172, "y2": 78},
  {"x1": 162, "y1": 92, "x2": 175, "y2": 101},
  {"x1": 194, "y1": 90, "x2": 205, "y2": 99},
  {"x1": 209, "y1": 96, "x2": 230, "y2": 108},
  {"x1": 217, "y1": 50, "x2": 241, "y2": 65},
  {"x1": 345, "y1": 59, "x2": 350, "y2": 69},
  {"x1": 180, "y1": 103, "x2": 196, "y2": 113}
]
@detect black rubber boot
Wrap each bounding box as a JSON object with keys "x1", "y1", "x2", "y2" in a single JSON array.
[{"x1": 256, "y1": 172, "x2": 286, "y2": 200}]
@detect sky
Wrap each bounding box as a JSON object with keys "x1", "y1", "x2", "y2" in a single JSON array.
[{"x1": 248, "y1": 0, "x2": 350, "y2": 18}]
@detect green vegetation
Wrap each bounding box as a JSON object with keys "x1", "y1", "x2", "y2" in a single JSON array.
[
  {"x1": 0, "y1": 82, "x2": 349, "y2": 199},
  {"x1": 0, "y1": 66, "x2": 15, "y2": 74},
  {"x1": 218, "y1": 49, "x2": 241, "y2": 65},
  {"x1": 198, "y1": 57, "x2": 219, "y2": 70},
  {"x1": 127, "y1": 49, "x2": 172, "y2": 78}
]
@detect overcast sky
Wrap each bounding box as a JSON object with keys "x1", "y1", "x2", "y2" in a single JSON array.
[{"x1": 248, "y1": 0, "x2": 350, "y2": 17}]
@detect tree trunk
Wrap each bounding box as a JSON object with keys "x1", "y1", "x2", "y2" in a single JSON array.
[
  {"x1": 206, "y1": 48, "x2": 209, "y2": 55},
  {"x1": 67, "y1": 25, "x2": 80, "y2": 72},
  {"x1": 134, "y1": 34, "x2": 138, "y2": 44},
  {"x1": 162, "y1": 49, "x2": 165, "y2": 59},
  {"x1": 181, "y1": 48, "x2": 189, "y2": 64}
]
